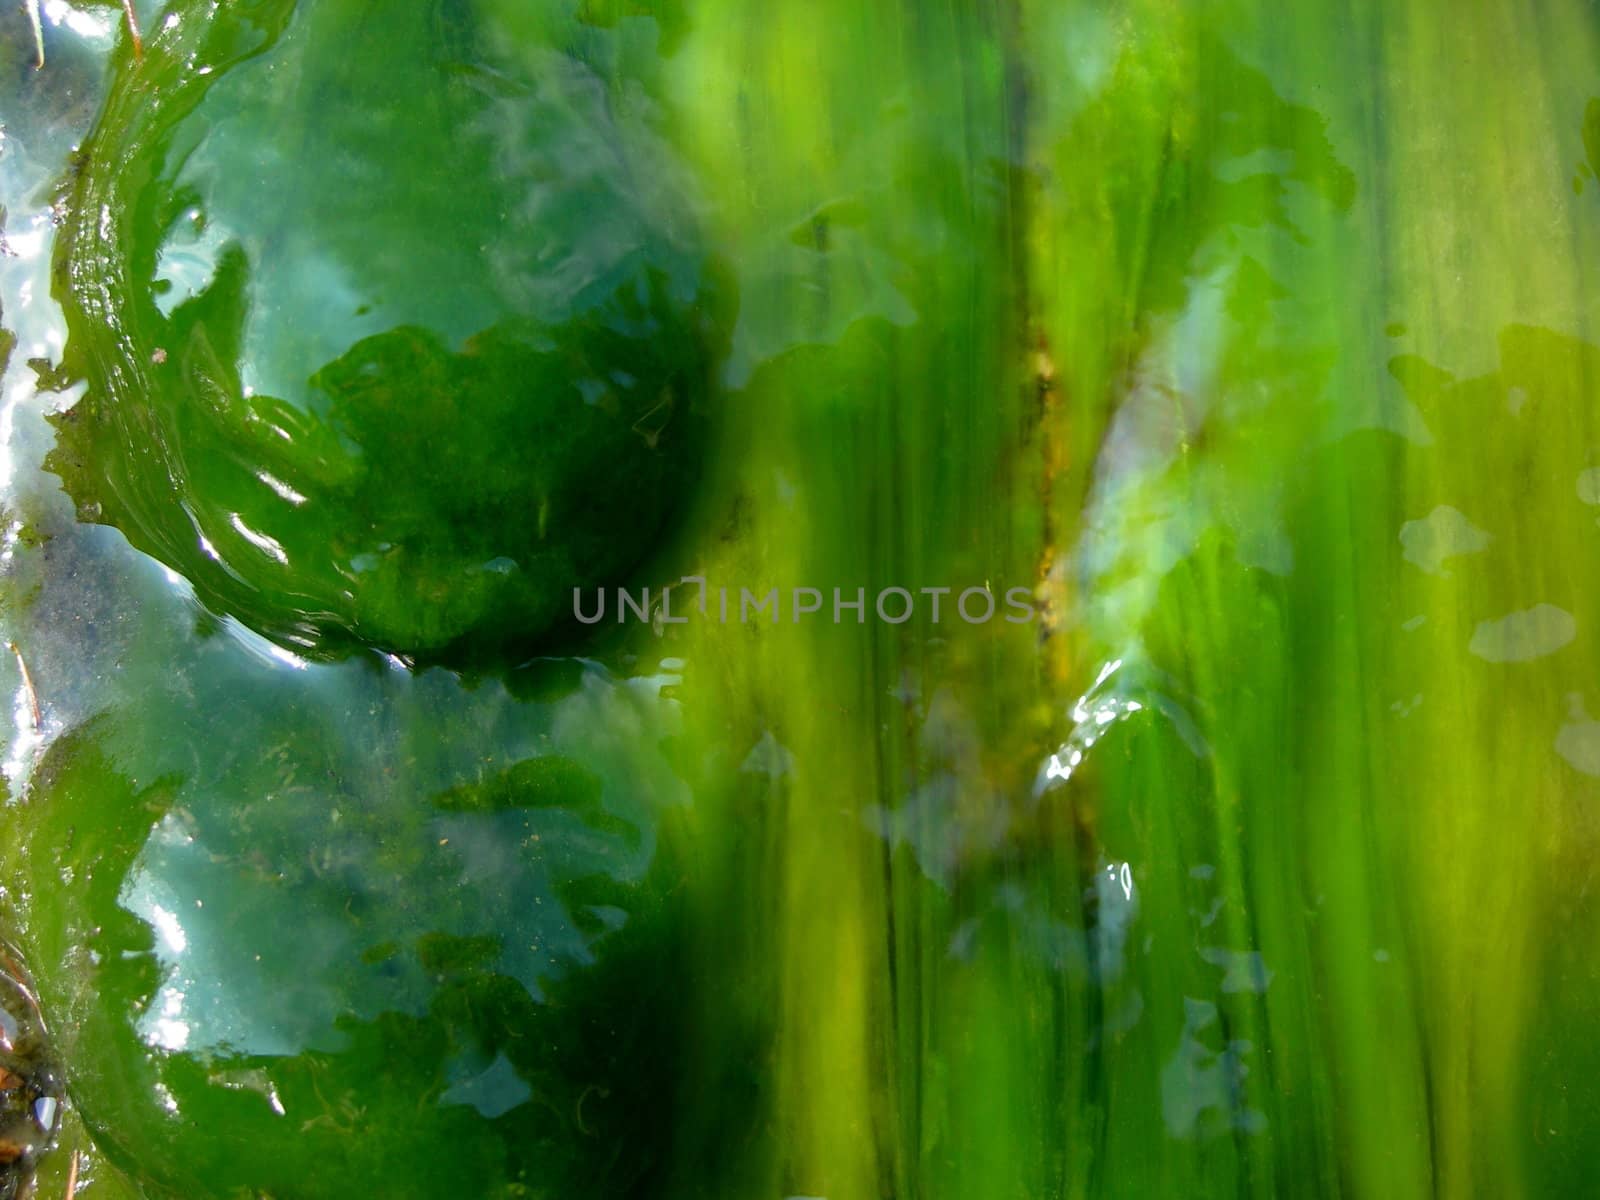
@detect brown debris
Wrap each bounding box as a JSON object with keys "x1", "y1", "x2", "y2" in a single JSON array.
[
  {"x1": 121, "y1": 0, "x2": 144, "y2": 61},
  {"x1": 5, "y1": 643, "x2": 40, "y2": 732}
]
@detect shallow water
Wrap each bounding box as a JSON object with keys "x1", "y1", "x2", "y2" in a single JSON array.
[{"x1": 2, "y1": 1, "x2": 1600, "y2": 1197}]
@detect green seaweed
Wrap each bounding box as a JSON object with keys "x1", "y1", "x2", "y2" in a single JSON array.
[
  {"x1": 48, "y1": 0, "x2": 728, "y2": 664},
  {"x1": 1, "y1": 656, "x2": 702, "y2": 1198},
  {"x1": 4, "y1": 0, "x2": 1600, "y2": 1197}
]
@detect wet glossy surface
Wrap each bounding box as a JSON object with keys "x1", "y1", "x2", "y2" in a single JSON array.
[
  {"x1": 3, "y1": 1, "x2": 1600, "y2": 1197},
  {"x1": 51, "y1": 0, "x2": 724, "y2": 663}
]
